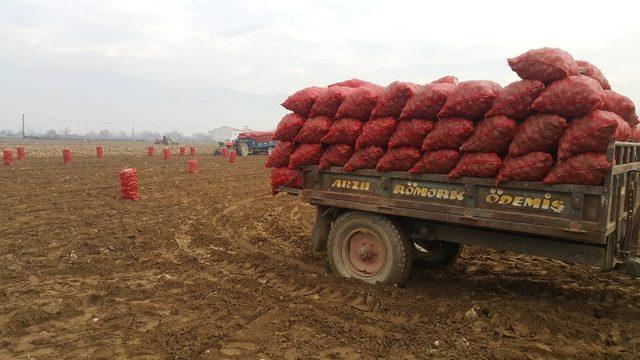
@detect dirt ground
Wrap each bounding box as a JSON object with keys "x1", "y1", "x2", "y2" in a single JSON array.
[{"x1": 1, "y1": 139, "x2": 640, "y2": 359}]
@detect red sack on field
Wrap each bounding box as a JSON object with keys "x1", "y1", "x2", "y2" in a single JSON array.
[
  {"x1": 508, "y1": 47, "x2": 579, "y2": 84},
  {"x1": 344, "y1": 146, "x2": 385, "y2": 172},
  {"x1": 355, "y1": 116, "x2": 398, "y2": 149},
  {"x1": 321, "y1": 118, "x2": 364, "y2": 146},
  {"x1": 375, "y1": 147, "x2": 421, "y2": 172},
  {"x1": 631, "y1": 126, "x2": 640, "y2": 142},
  {"x1": 422, "y1": 118, "x2": 474, "y2": 151},
  {"x1": 371, "y1": 81, "x2": 419, "y2": 118},
  {"x1": 288, "y1": 143, "x2": 323, "y2": 169},
  {"x1": 309, "y1": 86, "x2": 354, "y2": 117},
  {"x1": 485, "y1": 80, "x2": 545, "y2": 119},
  {"x1": 557, "y1": 110, "x2": 620, "y2": 160},
  {"x1": 335, "y1": 85, "x2": 384, "y2": 120},
  {"x1": 543, "y1": 152, "x2": 611, "y2": 185},
  {"x1": 438, "y1": 80, "x2": 502, "y2": 119},
  {"x1": 509, "y1": 113, "x2": 567, "y2": 156},
  {"x1": 409, "y1": 150, "x2": 459, "y2": 175},
  {"x1": 431, "y1": 75, "x2": 459, "y2": 85},
  {"x1": 495, "y1": 152, "x2": 554, "y2": 186},
  {"x1": 460, "y1": 115, "x2": 518, "y2": 153},
  {"x1": 388, "y1": 118, "x2": 435, "y2": 148},
  {"x1": 271, "y1": 167, "x2": 303, "y2": 195},
  {"x1": 329, "y1": 78, "x2": 373, "y2": 88},
  {"x1": 319, "y1": 144, "x2": 353, "y2": 169},
  {"x1": 615, "y1": 115, "x2": 632, "y2": 141},
  {"x1": 577, "y1": 60, "x2": 611, "y2": 90},
  {"x1": 281, "y1": 86, "x2": 326, "y2": 116},
  {"x1": 400, "y1": 83, "x2": 456, "y2": 120},
  {"x1": 448, "y1": 153, "x2": 502, "y2": 179},
  {"x1": 531, "y1": 75, "x2": 604, "y2": 118},
  {"x1": 602, "y1": 90, "x2": 639, "y2": 126},
  {"x1": 274, "y1": 113, "x2": 306, "y2": 141},
  {"x1": 295, "y1": 116, "x2": 332, "y2": 143},
  {"x1": 264, "y1": 141, "x2": 297, "y2": 168}
]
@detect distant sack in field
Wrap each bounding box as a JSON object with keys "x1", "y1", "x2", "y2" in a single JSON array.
[{"x1": 508, "y1": 47, "x2": 579, "y2": 84}]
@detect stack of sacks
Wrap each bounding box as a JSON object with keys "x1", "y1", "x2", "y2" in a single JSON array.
[{"x1": 504, "y1": 47, "x2": 637, "y2": 185}]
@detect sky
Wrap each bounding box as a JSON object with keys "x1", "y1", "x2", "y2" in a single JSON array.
[{"x1": 1, "y1": 0, "x2": 639, "y2": 135}]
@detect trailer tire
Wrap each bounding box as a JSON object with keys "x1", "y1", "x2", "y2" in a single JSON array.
[
  {"x1": 412, "y1": 240, "x2": 461, "y2": 269},
  {"x1": 237, "y1": 142, "x2": 250, "y2": 156},
  {"x1": 327, "y1": 211, "x2": 412, "y2": 286}
]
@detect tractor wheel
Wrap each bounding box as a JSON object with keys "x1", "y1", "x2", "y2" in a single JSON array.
[
  {"x1": 237, "y1": 142, "x2": 250, "y2": 156},
  {"x1": 328, "y1": 211, "x2": 412, "y2": 286},
  {"x1": 412, "y1": 240, "x2": 461, "y2": 269},
  {"x1": 267, "y1": 147, "x2": 274, "y2": 155}
]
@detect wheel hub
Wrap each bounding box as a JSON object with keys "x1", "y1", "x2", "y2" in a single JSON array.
[{"x1": 343, "y1": 230, "x2": 385, "y2": 277}]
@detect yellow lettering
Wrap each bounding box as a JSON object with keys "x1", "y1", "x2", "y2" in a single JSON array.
[
  {"x1": 499, "y1": 195, "x2": 513, "y2": 204},
  {"x1": 512, "y1": 196, "x2": 523, "y2": 207},
  {"x1": 427, "y1": 189, "x2": 437, "y2": 197},
  {"x1": 523, "y1": 197, "x2": 541, "y2": 208},
  {"x1": 331, "y1": 180, "x2": 341, "y2": 188},
  {"x1": 393, "y1": 185, "x2": 405, "y2": 194},
  {"x1": 451, "y1": 191, "x2": 465, "y2": 201},
  {"x1": 551, "y1": 200, "x2": 565, "y2": 213},
  {"x1": 436, "y1": 189, "x2": 449, "y2": 199},
  {"x1": 351, "y1": 181, "x2": 359, "y2": 189},
  {"x1": 361, "y1": 182, "x2": 370, "y2": 191},
  {"x1": 415, "y1": 188, "x2": 428, "y2": 197}
]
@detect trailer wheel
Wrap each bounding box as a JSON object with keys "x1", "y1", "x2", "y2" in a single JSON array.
[
  {"x1": 237, "y1": 142, "x2": 250, "y2": 156},
  {"x1": 412, "y1": 240, "x2": 461, "y2": 269},
  {"x1": 327, "y1": 211, "x2": 412, "y2": 286}
]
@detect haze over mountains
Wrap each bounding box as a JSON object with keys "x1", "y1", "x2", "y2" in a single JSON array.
[{"x1": 0, "y1": 65, "x2": 287, "y2": 136}]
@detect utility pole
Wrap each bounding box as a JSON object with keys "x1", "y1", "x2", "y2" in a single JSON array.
[
  {"x1": 131, "y1": 120, "x2": 135, "y2": 140},
  {"x1": 22, "y1": 113, "x2": 25, "y2": 138}
]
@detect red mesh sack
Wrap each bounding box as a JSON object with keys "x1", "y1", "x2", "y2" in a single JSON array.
[
  {"x1": 329, "y1": 78, "x2": 373, "y2": 88},
  {"x1": 543, "y1": 152, "x2": 611, "y2": 185},
  {"x1": 438, "y1": 80, "x2": 502, "y2": 119},
  {"x1": 371, "y1": 81, "x2": 419, "y2": 118},
  {"x1": 147, "y1": 146, "x2": 154, "y2": 156},
  {"x1": 602, "y1": 90, "x2": 639, "y2": 126},
  {"x1": 319, "y1": 144, "x2": 353, "y2": 169},
  {"x1": 335, "y1": 85, "x2": 384, "y2": 120},
  {"x1": 375, "y1": 147, "x2": 421, "y2": 172},
  {"x1": 229, "y1": 150, "x2": 237, "y2": 163},
  {"x1": 321, "y1": 118, "x2": 364, "y2": 146},
  {"x1": 508, "y1": 47, "x2": 579, "y2": 84},
  {"x1": 16, "y1": 146, "x2": 25, "y2": 160},
  {"x1": 448, "y1": 153, "x2": 502, "y2": 179},
  {"x1": 400, "y1": 83, "x2": 456, "y2": 120},
  {"x1": 309, "y1": 86, "x2": 353, "y2": 117},
  {"x1": 485, "y1": 80, "x2": 545, "y2": 119},
  {"x1": 96, "y1": 146, "x2": 103, "y2": 159},
  {"x1": 274, "y1": 113, "x2": 306, "y2": 141},
  {"x1": 409, "y1": 150, "x2": 459, "y2": 175},
  {"x1": 295, "y1": 116, "x2": 332, "y2": 143},
  {"x1": 632, "y1": 126, "x2": 640, "y2": 142},
  {"x1": 190, "y1": 146, "x2": 196, "y2": 156},
  {"x1": 163, "y1": 147, "x2": 170, "y2": 160},
  {"x1": 460, "y1": 115, "x2": 518, "y2": 153},
  {"x1": 422, "y1": 118, "x2": 474, "y2": 151},
  {"x1": 265, "y1": 141, "x2": 297, "y2": 168},
  {"x1": 495, "y1": 152, "x2": 554, "y2": 186},
  {"x1": 63, "y1": 149, "x2": 72, "y2": 163},
  {"x1": 281, "y1": 86, "x2": 325, "y2": 116},
  {"x1": 188, "y1": 159, "x2": 198, "y2": 173},
  {"x1": 431, "y1": 76, "x2": 459, "y2": 85},
  {"x1": 119, "y1": 168, "x2": 140, "y2": 200},
  {"x1": 509, "y1": 113, "x2": 567, "y2": 156},
  {"x1": 344, "y1": 146, "x2": 385, "y2": 172},
  {"x1": 288, "y1": 143, "x2": 323, "y2": 169},
  {"x1": 271, "y1": 167, "x2": 303, "y2": 195},
  {"x1": 355, "y1": 116, "x2": 398, "y2": 149},
  {"x1": 531, "y1": 75, "x2": 604, "y2": 118},
  {"x1": 3, "y1": 148, "x2": 13, "y2": 165},
  {"x1": 615, "y1": 115, "x2": 632, "y2": 141},
  {"x1": 557, "y1": 110, "x2": 620, "y2": 160},
  {"x1": 388, "y1": 119, "x2": 435, "y2": 148},
  {"x1": 577, "y1": 60, "x2": 611, "y2": 90}
]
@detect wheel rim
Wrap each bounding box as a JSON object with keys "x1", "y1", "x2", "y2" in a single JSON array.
[
  {"x1": 240, "y1": 145, "x2": 249, "y2": 156},
  {"x1": 342, "y1": 229, "x2": 386, "y2": 277}
]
